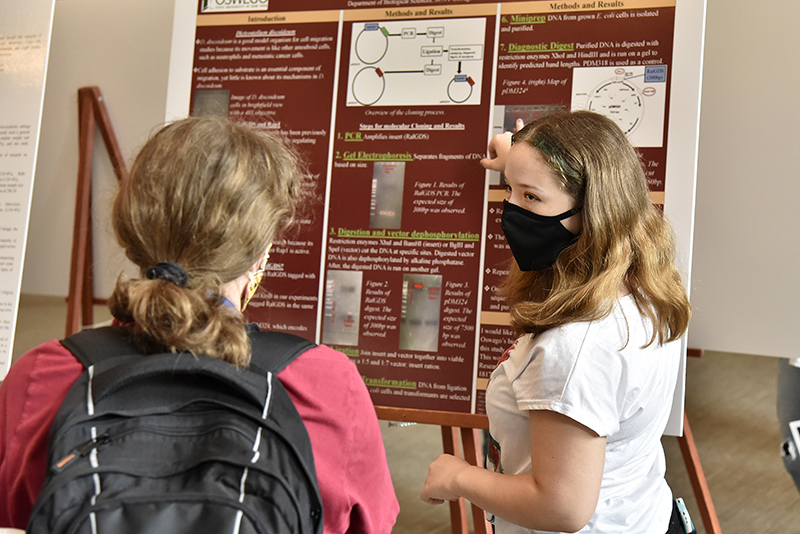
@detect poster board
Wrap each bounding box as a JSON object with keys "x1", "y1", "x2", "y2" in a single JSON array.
[
  {"x1": 187, "y1": 0, "x2": 704, "y2": 433},
  {"x1": 0, "y1": 0, "x2": 56, "y2": 378}
]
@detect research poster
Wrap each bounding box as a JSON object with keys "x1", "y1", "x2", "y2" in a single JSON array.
[
  {"x1": 0, "y1": 0, "x2": 55, "y2": 378},
  {"x1": 191, "y1": 0, "x2": 682, "y2": 414}
]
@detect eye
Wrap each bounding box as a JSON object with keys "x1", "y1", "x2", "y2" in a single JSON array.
[
  {"x1": 504, "y1": 184, "x2": 512, "y2": 199},
  {"x1": 524, "y1": 192, "x2": 537, "y2": 202}
]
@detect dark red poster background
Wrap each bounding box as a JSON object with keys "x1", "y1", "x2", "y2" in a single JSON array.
[
  {"x1": 191, "y1": 1, "x2": 678, "y2": 414},
  {"x1": 320, "y1": 15, "x2": 497, "y2": 412},
  {"x1": 191, "y1": 20, "x2": 340, "y2": 339}
]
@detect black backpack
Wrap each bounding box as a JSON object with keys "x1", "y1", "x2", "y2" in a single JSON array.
[{"x1": 27, "y1": 325, "x2": 324, "y2": 534}]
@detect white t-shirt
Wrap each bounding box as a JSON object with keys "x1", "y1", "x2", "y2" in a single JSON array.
[{"x1": 485, "y1": 295, "x2": 680, "y2": 534}]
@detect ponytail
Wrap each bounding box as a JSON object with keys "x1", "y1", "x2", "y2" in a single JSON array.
[{"x1": 110, "y1": 116, "x2": 307, "y2": 366}]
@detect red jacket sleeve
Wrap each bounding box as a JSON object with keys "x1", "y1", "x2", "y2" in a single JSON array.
[
  {"x1": 0, "y1": 340, "x2": 84, "y2": 528},
  {"x1": 279, "y1": 344, "x2": 399, "y2": 534}
]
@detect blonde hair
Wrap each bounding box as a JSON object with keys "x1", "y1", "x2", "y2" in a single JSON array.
[
  {"x1": 500, "y1": 111, "x2": 691, "y2": 346},
  {"x1": 109, "y1": 116, "x2": 307, "y2": 366}
]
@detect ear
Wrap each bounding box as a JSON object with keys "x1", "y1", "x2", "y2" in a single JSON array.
[{"x1": 246, "y1": 243, "x2": 273, "y2": 275}]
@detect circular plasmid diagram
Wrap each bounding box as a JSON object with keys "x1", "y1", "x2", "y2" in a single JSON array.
[
  {"x1": 587, "y1": 79, "x2": 644, "y2": 134},
  {"x1": 355, "y1": 27, "x2": 388, "y2": 64},
  {"x1": 352, "y1": 67, "x2": 386, "y2": 106}
]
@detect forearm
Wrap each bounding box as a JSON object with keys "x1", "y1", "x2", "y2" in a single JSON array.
[
  {"x1": 451, "y1": 462, "x2": 591, "y2": 533},
  {"x1": 422, "y1": 412, "x2": 604, "y2": 532}
]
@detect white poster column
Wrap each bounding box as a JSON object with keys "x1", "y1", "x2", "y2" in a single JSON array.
[{"x1": 0, "y1": 0, "x2": 56, "y2": 378}]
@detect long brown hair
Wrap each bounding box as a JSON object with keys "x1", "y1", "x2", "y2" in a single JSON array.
[
  {"x1": 108, "y1": 116, "x2": 307, "y2": 366},
  {"x1": 500, "y1": 111, "x2": 691, "y2": 346}
]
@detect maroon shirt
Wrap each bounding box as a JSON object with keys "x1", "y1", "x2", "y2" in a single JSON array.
[{"x1": 0, "y1": 337, "x2": 398, "y2": 533}]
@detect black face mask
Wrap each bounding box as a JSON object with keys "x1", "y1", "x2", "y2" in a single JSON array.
[{"x1": 501, "y1": 200, "x2": 581, "y2": 271}]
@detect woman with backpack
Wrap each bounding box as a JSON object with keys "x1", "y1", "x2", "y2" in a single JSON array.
[
  {"x1": 0, "y1": 116, "x2": 399, "y2": 533},
  {"x1": 420, "y1": 111, "x2": 693, "y2": 534}
]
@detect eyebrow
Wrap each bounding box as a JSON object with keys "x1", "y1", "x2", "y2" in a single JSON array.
[{"x1": 508, "y1": 179, "x2": 548, "y2": 196}]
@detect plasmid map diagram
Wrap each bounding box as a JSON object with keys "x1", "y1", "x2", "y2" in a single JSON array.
[
  {"x1": 571, "y1": 65, "x2": 668, "y2": 148},
  {"x1": 347, "y1": 18, "x2": 486, "y2": 107}
]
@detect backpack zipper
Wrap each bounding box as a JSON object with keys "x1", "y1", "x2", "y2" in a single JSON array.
[
  {"x1": 52, "y1": 432, "x2": 111, "y2": 472},
  {"x1": 51, "y1": 414, "x2": 260, "y2": 474}
]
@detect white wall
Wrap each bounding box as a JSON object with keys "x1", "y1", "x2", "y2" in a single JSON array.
[
  {"x1": 22, "y1": 0, "x2": 195, "y2": 298},
  {"x1": 688, "y1": 0, "x2": 800, "y2": 358},
  {"x1": 21, "y1": 0, "x2": 800, "y2": 358}
]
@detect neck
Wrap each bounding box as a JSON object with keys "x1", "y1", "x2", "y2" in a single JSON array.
[{"x1": 220, "y1": 274, "x2": 248, "y2": 311}]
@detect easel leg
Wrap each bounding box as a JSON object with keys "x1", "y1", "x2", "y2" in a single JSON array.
[
  {"x1": 441, "y1": 426, "x2": 493, "y2": 534},
  {"x1": 678, "y1": 413, "x2": 722, "y2": 534},
  {"x1": 66, "y1": 87, "x2": 128, "y2": 336},
  {"x1": 66, "y1": 89, "x2": 96, "y2": 337},
  {"x1": 442, "y1": 426, "x2": 468, "y2": 534},
  {"x1": 81, "y1": 206, "x2": 94, "y2": 329},
  {"x1": 460, "y1": 427, "x2": 492, "y2": 534}
]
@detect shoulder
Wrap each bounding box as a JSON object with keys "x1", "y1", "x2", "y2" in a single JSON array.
[
  {"x1": 3, "y1": 339, "x2": 83, "y2": 395},
  {"x1": 499, "y1": 320, "x2": 602, "y2": 385},
  {"x1": 518, "y1": 301, "x2": 644, "y2": 385},
  {"x1": 277, "y1": 343, "x2": 378, "y2": 441},
  {"x1": 504, "y1": 298, "x2": 671, "y2": 433},
  {"x1": 533, "y1": 296, "x2": 647, "y2": 363},
  {"x1": 1, "y1": 339, "x2": 84, "y2": 423},
  {"x1": 282, "y1": 343, "x2": 360, "y2": 377},
  {"x1": 291, "y1": 342, "x2": 358, "y2": 365},
  {"x1": 278, "y1": 344, "x2": 368, "y2": 405}
]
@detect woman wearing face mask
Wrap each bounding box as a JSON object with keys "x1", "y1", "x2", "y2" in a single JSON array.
[
  {"x1": 0, "y1": 116, "x2": 399, "y2": 533},
  {"x1": 421, "y1": 111, "x2": 692, "y2": 534}
]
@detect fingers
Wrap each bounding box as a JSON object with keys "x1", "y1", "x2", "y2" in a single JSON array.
[
  {"x1": 480, "y1": 131, "x2": 514, "y2": 172},
  {"x1": 420, "y1": 453, "x2": 471, "y2": 505},
  {"x1": 480, "y1": 157, "x2": 504, "y2": 172}
]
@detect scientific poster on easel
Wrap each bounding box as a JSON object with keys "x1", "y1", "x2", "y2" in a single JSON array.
[
  {"x1": 189, "y1": 0, "x2": 703, "y2": 423},
  {"x1": 0, "y1": 0, "x2": 56, "y2": 378}
]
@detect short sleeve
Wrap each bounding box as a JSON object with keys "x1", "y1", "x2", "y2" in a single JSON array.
[{"x1": 504, "y1": 326, "x2": 625, "y2": 438}]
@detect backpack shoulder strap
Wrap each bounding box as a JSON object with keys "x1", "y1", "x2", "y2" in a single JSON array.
[
  {"x1": 246, "y1": 324, "x2": 316, "y2": 375},
  {"x1": 61, "y1": 324, "x2": 315, "y2": 375},
  {"x1": 61, "y1": 326, "x2": 140, "y2": 368}
]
